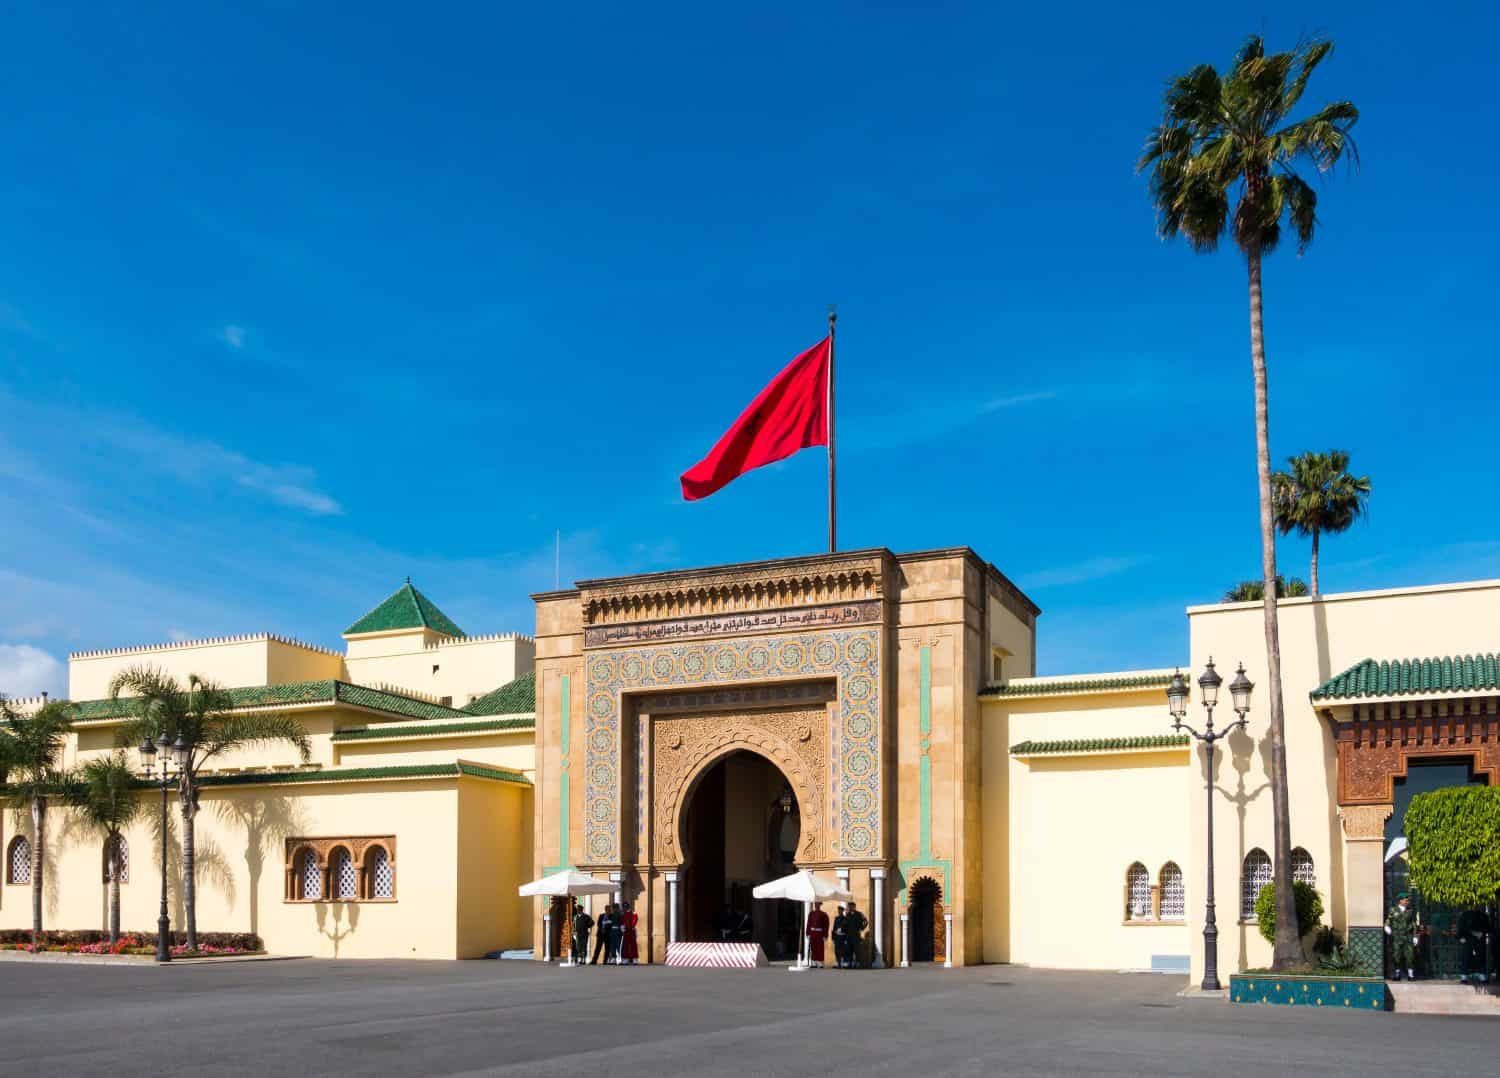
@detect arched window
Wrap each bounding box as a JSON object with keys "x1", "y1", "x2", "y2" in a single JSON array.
[
  {"x1": 295, "y1": 848, "x2": 322, "y2": 900},
  {"x1": 1124, "y1": 862, "x2": 1151, "y2": 920},
  {"x1": 103, "y1": 835, "x2": 129, "y2": 884},
  {"x1": 1159, "y1": 862, "x2": 1185, "y2": 920},
  {"x1": 1241, "y1": 848, "x2": 1272, "y2": 919},
  {"x1": 6, "y1": 836, "x2": 31, "y2": 885},
  {"x1": 363, "y1": 845, "x2": 394, "y2": 900},
  {"x1": 1291, "y1": 847, "x2": 1315, "y2": 888},
  {"x1": 330, "y1": 847, "x2": 357, "y2": 900}
]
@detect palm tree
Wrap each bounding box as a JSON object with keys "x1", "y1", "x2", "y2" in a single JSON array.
[
  {"x1": 109, "y1": 666, "x2": 310, "y2": 951},
  {"x1": 67, "y1": 753, "x2": 142, "y2": 945},
  {"x1": 1223, "y1": 576, "x2": 1310, "y2": 602},
  {"x1": 1272, "y1": 450, "x2": 1371, "y2": 596},
  {"x1": 0, "y1": 696, "x2": 74, "y2": 946},
  {"x1": 1140, "y1": 36, "x2": 1358, "y2": 971}
]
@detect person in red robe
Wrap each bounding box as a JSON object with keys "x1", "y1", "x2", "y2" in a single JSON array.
[
  {"x1": 619, "y1": 902, "x2": 640, "y2": 965},
  {"x1": 806, "y1": 901, "x2": 830, "y2": 968}
]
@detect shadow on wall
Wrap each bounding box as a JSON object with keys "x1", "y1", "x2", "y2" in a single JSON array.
[
  {"x1": 1311, "y1": 599, "x2": 1348, "y2": 931},
  {"x1": 1214, "y1": 722, "x2": 1270, "y2": 963},
  {"x1": 315, "y1": 899, "x2": 361, "y2": 957},
  {"x1": 214, "y1": 795, "x2": 308, "y2": 937}
]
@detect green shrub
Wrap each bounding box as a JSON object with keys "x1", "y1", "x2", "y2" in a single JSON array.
[
  {"x1": 1254, "y1": 880, "x2": 1323, "y2": 945},
  {"x1": 1405, "y1": 786, "x2": 1500, "y2": 907},
  {"x1": 1317, "y1": 945, "x2": 1371, "y2": 975},
  {"x1": 1312, "y1": 925, "x2": 1344, "y2": 958}
]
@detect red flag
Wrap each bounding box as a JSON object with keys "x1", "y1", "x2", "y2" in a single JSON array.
[{"x1": 680, "y1": 337, "x2": 830, "y2": 501}]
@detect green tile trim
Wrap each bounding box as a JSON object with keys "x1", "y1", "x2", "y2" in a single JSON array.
[
  {"x1": 344, "y1": 581, "x2": 466, "y2": 638},
  {"x1": 558, "y1": 674, "x2": 571, "y2": 871},
  {"x1": 463, "y1": 671, "x2": 536, "y2": 716},
  {"x1": 980, "y1": 672, "x2": 1178, "y2": 698},
  {"x1": 1311, "y1": 653, "x2": 1500, "y2": 700},
  {"x1": 1009, "y1": 734, "x2": 1190, "y2": 756},
  {"x1": 331, "y1": 718, "x2": 534, "y2": 742},
  {"x1": 193, "y1": 762, "x2": 530, "y2": 789},
  {"x1": 68, "y1": 679, "x2": 470, "y2": 725}
]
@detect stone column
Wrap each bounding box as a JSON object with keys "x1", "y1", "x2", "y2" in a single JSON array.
[
  {"x1": 609, "y1": 870, "x2": 623, "y2": 907},
  {"x1": 1339, "y1": 804, "x2": 1393, "y2": 973},
  {"x1": 542, "y1": 910, "x2": 552, "y2": 962},
  {"x1": 664, "y1": 870, "x2": 679, "y2": 945},
  {"x1": 899, "y1": 913, "x2": 910, "y2": 968},
  {"x1": 943, "y1": 913, "x2": 954, "y2": 968},
  {"x1": 871, "y1": 869, "x2": 886, "y2": 969}
]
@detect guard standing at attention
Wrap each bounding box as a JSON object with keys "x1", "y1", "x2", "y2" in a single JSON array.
[
  {"x1": 842, "y1": 900, "x2": 868, "y2": 969},
  {"x1": 591, "y1": 903, "x2": 614, "y2": 966},
  {"x1": 572, "y1": 904, "x2": 594, "y2": 966},
  {"x1": 1386, "y1": 893, "x2": 1419, "y2": 981},
  {"x1": 831, "y1": 904, "x2": 849, "y2": 969},
  {"x1": 806, "y1": 901, "x2": 830, "y2": 968}
]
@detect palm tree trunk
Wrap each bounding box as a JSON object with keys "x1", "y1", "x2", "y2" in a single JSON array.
[
  {"x1": 30, "y1": 797, "x2": 44, "y2": 946},
  {"x1": 1249, "y1": 242, "x2": 1301, "y2": 971},
  {"x1": 181, "y1": 781, "x2": 199, "y2": 952},
  {"x1": 108, "y1": 841, "x2": 121, "y2": 945},
  {"x1": 1310, "y1": 528, "x2": 1320, "y2": 597}
]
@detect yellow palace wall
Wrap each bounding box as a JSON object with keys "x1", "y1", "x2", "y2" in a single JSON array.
[
  {"x1": 983, "y1": 684, "x2": 1191, "y2": 970},
  {"x1": 0, "y1": 776, "x2": 532, "y2": 959}
]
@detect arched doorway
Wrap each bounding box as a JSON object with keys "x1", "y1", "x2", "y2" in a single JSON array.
[
  {"x1": 908, "y1": 877, "x2": 943, "y2": 963},
  {"x1": 680, "y1": 749, "x2": 802, "y2": 960}
]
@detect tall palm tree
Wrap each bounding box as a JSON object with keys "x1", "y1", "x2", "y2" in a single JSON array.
[
  {"x1": 1223, "y1": 576, "x2": 1310, "y2": 602},
  {"x1": 67, "y1": 753, "x2": 142, "y2": 945},
  {"x1": 0, "y1": 696, "x2": 75, "y2": 945},
  {"x1": 1140, "y1": 36, "x2": 1358, "y2": 970},
  {"x1": 1272, "y1": 450, "x2": 1371, "y2": 596},
  {"x1": 109, "y1": 666, "x2": 310, "y2": 951}
]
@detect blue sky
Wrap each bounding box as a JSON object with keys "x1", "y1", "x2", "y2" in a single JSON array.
[{"x1": 2, "y1": 2, "x2": 1497, "y2": 698}]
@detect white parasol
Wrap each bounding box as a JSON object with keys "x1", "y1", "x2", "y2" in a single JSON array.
[
  {"x1": 519, "y1": 869, "x2": 617, "y2": 966},
  {"x1": 753, "y1": 870, "x2": 853, "y2": 970}
]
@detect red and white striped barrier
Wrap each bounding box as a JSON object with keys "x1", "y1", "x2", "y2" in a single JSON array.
[{"x1": 665, "y1": 942, "x2": 768, "y2": 969}]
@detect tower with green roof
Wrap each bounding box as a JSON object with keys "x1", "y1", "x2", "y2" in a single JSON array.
[{"x1": 343, "y1": 579, "x2": 466, "y2": 653}]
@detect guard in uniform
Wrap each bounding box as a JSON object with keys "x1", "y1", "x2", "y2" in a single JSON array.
[
  {"x1": 806, "y1": 901, "x2": 830, "y2": 968},
  {"x1": 1386, "y1": 893, "x2": 1418, "y2": 981},
  {"x1": 1458, "y1": 906, "x2": 1491, "y2": 984},
  {"x1": 842, "y1": 900, "x2": 868, "y2": 969},
  {"x1": 831, "y1": 904, "x2": 848, "y2": 970},
  {"x1": 572, "y1": 905, "x2": 594, "y2": 966},
  {"x1": 591, "y1": 904, "x2": 614, "y2": 965}
]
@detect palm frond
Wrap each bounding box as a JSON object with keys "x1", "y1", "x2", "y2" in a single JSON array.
[
  {"x1": 202, "y1": 710, "x2": 312, "y2": 764},
  {"x1": 1282, "y1": 39, "x2": 1333, "y2": 115}
]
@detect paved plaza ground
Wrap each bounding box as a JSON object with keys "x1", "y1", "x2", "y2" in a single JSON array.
[{"x1": 0, "y1": 959, "x2": 1494, "y2": 1077}]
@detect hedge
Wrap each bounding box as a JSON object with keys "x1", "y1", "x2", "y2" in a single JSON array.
[
  {"x1": 0, "y1": 929, "x2": 262, "y2": 950},
  {"x1": 1405, "y1": 786, "x2": 1500, "y2": 907},
  {"x1": 1254, "y1": 881, "x2": 1323, "y2": 945}
]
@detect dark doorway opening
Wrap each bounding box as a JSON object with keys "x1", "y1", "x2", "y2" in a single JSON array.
[
  {"x1": 909, "y1": 877, "x2": 942, "y2": 962},
  {"x1": 681, "y1": 750, "x2": 801, "y2": 959}
]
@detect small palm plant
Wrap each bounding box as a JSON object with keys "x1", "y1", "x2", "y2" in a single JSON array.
[
  {"x1": 1272, "y1": 450, "x2": 1371, "y2": 596},
  {"x1": 110, "y1": 666, "x2": 310, "y2": 951},
  {"x1": 1223, "y1": 576, "x2": 1310, "y2": 602},
  {"x1": 0, "y1": 696, "x2": 75, "y2": 946},
  {"x1": 68, "y1": 752, "x2": 142, "y2": 945}
]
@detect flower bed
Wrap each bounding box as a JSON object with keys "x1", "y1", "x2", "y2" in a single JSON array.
[
  {"x1": 0, "y1": 930, "x2": 263, "y2": 958},
  {"x1": 1229, "y1": 972, "x2": 1389, "y2": 1011}
]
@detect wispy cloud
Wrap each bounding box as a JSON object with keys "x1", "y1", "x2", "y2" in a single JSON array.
[
  {"x1": 980, "y1": 390, "x2": 1058, "y2": 412},
  {"x1": 1021, "y1": 554, "x2": 1147, "y2": 589},
  {"x1": 220, "y1": 324, "x2": 248, "y2": 349},
  {"x1": 0, "y1": 643, "x2": 66, "y2": 698}
]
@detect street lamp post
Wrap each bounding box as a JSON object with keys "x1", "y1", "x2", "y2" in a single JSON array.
[
  {"x1": 1167, "y1": 658, "x2": 1253, "y2": 992},
  {"x1": 138, "y1": 731, "x2": 189, "y2": 963}
]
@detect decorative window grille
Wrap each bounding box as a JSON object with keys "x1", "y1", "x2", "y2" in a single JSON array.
[
  {"x1": 332, "y1": 848, "x2": 357, "y2": 899},
  {"x1": 369, "y1": 847, "x2": 394, "y2": 899},
  {"x1": 1159, "y1": 862, "x2": 1185, "y2": 920},
  {"x1": 1241, "y1": 848, "x2": 1272, "y2": 919},
  {"x1": 1125, "y1": 862, "x2": 1151, "y2": 920},
  {"x1": 8, "y1": 837, "x2": 31, "y2": 885},
  {"x1": 300, "y1": 849, "x2": 322, "y2": 900},
  {"x1": 1291, "y1": 847, "x2": 1315, "y2": 888},
  {"x1": 103, "y1": 835, "x2": 129, "y2": 884}
]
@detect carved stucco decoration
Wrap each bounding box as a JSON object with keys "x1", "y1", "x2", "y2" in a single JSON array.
[
  {"x1": 1336, "y1": 719, "x2": 1500, "y2": 804},
  {"x1": 1337, "y1": 804, "x2": 1393, "y2": 840},
  {"x1": 652, "y1": 707, "x2": 827, "y2": 865}
]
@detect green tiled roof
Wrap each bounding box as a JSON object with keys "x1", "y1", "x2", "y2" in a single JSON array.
[
  {"x1": 344, "y1": 581, "x2": 465, "y2": 638},
  {"x1": 981, "y1": 672, "x2": 1178, "y2": 698},
  {"x1": 196, "y1": 762, "x2": 530, "y2": 788},
  {"x1": 1010, "y1": 734, "x2": 1190, "y2": 755},
  {"x1": 1311, "y1": 653, "x2": 1500, "y2": 701},
  {"x1": 69, "y1": 680, "x2": 469, "y2": 724},
  {"x1": 463, "y1": 671, "x2": 536, "y2": 716},
  {"x1": 332, "y1": 718, "x2": 534, "y2": 742}
]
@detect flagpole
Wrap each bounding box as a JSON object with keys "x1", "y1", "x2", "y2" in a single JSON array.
[{"x1": 826, "y1": 307, "x2": 837, "y2": 553}]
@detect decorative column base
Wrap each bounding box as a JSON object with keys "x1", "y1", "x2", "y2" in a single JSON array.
[
  {"x1": 899, "y1": 913, "x2": 910, "y2": 968},
  {"x1": 943, "y1": 913, "x2": 954, "y2": 968}
]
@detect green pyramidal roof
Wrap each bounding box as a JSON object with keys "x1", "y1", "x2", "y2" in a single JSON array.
[{"x1": 344, "y1": 581, "x2": 465, "y2": 639}]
